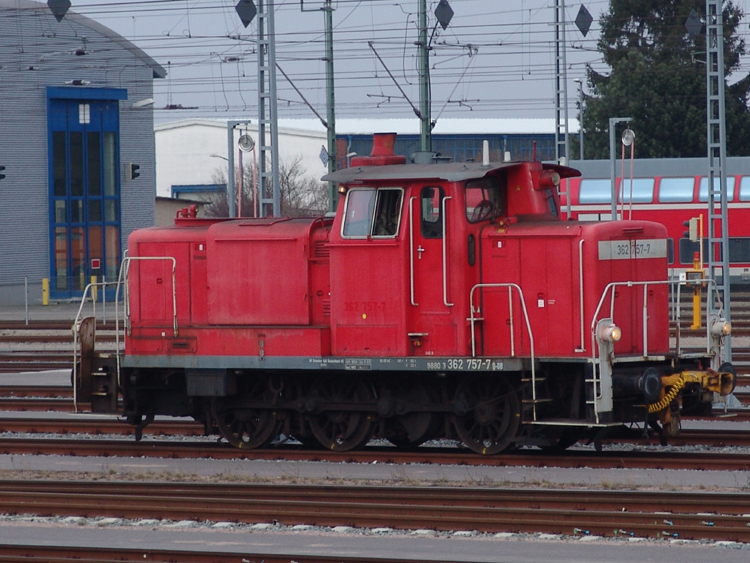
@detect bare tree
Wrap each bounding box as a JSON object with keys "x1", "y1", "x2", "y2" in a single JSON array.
[
  {"x1": 278, "y1": 157, "x2": 328, "y2": 216},
  {"x1": 203, "y1": 162, "x2": 257, "y2": 218},
  {"x1": 203, "y1": 156, "x2": 328, "y2": 218}
]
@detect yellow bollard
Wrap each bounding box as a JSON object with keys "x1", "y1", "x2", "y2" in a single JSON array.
[
  {"x1": 42, "y1": 278, "x2": 49, "y2": 306},
  {"x1": 691, "y1": 287, "x2": 701, "y2": 330},
  {"x1": 690, "y1": 252, "x2": 702, "y2": 330},
  {"x1": 90, "y1": 275, "x2": 98, "y2": 302}
]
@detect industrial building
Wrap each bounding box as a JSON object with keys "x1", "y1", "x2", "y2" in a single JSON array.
[{"x1": 0, "y1": 1, "x2": 163, "y2": 305}]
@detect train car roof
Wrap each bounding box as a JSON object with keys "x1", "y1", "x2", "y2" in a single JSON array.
[{"x1": 322, "y1": 161, "x2": 580, "y2": 184}]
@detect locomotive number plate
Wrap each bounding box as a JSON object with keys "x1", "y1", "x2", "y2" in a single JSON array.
[
  {"x1": 425, "y1": 359, "x2": 504, "y2": 371},
  {"x1": 598, "y1": 239, "x2": 667, "y2": 260}
]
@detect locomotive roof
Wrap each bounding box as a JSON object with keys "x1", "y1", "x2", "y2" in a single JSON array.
[{"x1": 322, "y1": 161, "x2": 580, "y2": 184}]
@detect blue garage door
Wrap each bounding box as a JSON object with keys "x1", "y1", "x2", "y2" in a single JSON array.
[{"x1": 47, "y1": 88, "x2": 126, "y2": 299}]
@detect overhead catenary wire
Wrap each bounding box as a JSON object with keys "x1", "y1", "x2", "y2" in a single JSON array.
[{"x1": 2, "y1": 0, "x2": 747, "y2": 120}]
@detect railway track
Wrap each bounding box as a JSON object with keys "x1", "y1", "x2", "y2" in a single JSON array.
[
  {"x1": 1, "y1": 480, "x2": 750, "y2": 542},
  {"x1": 0, "y1": 408, "x2": 749, "y2": 447},
  {"x1": 0, "y1": 436, "x2": 748, "y2": 470},
  {"x1": 0, "y1": 546, "x2": 422, "y2": 563}
]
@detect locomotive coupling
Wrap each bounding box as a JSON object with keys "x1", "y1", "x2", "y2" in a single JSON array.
[{"x1": 647, "y1": 364, "x2": 736, "y2": 414}]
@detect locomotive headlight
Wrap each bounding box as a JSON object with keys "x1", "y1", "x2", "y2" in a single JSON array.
[
  {"x1": 597, "y1": 323, "x2": 622, "y2": 343},
  {"x1": 710, "y1": 319, "x2": 732, "y2": 337}
]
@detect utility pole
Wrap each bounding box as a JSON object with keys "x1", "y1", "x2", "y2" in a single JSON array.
[
  {"x1": 705, "y1": 0, "x2": 731, "y2": 359},
  {"x1": 324, "y1": 0, "x2": 336, "y2": 211},
  {"x1": 418, "y1": 0, "x2": 431, "y2": 152},
  {"x1": 257, "y1": 0, "x2": 281, "y2": 217},
  {"x1": 554, "y1": 0, "x2": 570, "y2": 217},
  {"x1": 235, "y1": 0, "x2": 280, "y2": 217}
]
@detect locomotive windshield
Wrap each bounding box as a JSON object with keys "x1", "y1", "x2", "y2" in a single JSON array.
[
  {"x1": 342, "y1": 187, "x2": 403, "y2": 238},
  {"x1": 465, "y1": 177, "x2": 503, "y2": 223}
]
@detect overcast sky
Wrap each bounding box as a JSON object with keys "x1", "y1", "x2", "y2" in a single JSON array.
[{"x1": 65, "y1": 0, "x2": 750, "y2": 126}]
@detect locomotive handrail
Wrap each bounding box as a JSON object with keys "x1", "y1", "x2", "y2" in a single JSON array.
[
  {"x1": 442, "y1": 196, "x2": 454, "y2": 307},
  {"x1": 71, "y1": 280, "x2": 121, "y2": 413},
  {"x1": 589, "y1": 278, "x2": 721, "y2": 362},
  {"x1": 408, "y1": 196, "x2": 418, "y2": 306},
  {"x1": 576, "y1": 239, "x2": 585, "y2": 352},
  {"x1": 115, "y1": 256, "x2": 178, "y2": 388},
  {"x1": 588, "y1": 278, "x2": 724, "y2": 423},
  {"x1": 468, "y1": 283, "x2": 537, "y2": 417}
]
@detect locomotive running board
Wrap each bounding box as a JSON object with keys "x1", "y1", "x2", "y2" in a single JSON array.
[{"x1": 121, "y1": 354, "x2": 529, "y2": 372}]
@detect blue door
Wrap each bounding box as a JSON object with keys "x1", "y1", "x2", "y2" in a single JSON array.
[{"x1": 47, "y1": 88, "x2": 125, "y2": 299}]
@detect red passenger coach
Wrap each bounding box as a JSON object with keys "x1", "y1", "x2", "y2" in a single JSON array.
[{"x1": 74, "y1": 135, "x2": 735, "y2": 455}]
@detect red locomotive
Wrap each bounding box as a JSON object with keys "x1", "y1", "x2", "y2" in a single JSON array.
[{"x1": 74, "y1": 133, "x2": 735, "y2": 454}]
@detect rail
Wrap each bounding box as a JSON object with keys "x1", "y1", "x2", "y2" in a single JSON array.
[{"x1": 468, "y1": 283, "x2": 537, "y2": 417}]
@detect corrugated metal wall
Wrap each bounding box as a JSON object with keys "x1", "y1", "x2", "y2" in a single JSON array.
[{"x1": 0, "y1": 2, "x2": 161, "y2": 304}]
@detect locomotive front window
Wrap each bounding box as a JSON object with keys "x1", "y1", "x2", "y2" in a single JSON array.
[
  {"x1": 342, "y1": 187, "x2": 403, "y2": 238},
  {"x1": 465, "y1": 177, "x2": 502, "y2": 223}
]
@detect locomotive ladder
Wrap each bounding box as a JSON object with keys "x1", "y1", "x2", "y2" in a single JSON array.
[
  {"x1": 468, "y1": 283, "x2": 550, "y2": 422},
  {"x1": 705, "y1": 0, "x2": 732, "y2": 361}
]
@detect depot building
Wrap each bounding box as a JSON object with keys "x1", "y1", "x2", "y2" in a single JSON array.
[{"x1": 0, "y1": 1, "x2": 163, "y2": 305}]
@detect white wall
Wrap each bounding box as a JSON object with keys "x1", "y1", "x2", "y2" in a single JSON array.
[{"x1": 155, "y1": 119, "x2": 328, "y2": 198}]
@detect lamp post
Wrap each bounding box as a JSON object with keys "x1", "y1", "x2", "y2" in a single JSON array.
[
  {"x1": 609, "y1": 117, "x2": 632, "y2": 220},
  {"x1": 574, "y1": 78, "x2": 584, "y2": 161}
]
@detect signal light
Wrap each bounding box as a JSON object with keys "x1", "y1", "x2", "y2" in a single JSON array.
[
  {"x1": 0, "y1": 165, "x2": 5, "y2": 180},
  {"x1": 682, "y1": 217, "x2": 699, "y2": 242},
  {"x1": 129, "y1": 163, "x2": 140, "y2": 180}
]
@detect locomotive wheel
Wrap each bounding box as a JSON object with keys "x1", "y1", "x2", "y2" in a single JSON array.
[
  {"x1": 453, "y1": 376, "x2": 521, "y2": 455},
  {"x1": 387, "y1": 384, "x2": 442, "y2": 448},
  {"x1": 308, "y1": 375, "x2": 375, "y2": 451},
  {"x1": 211, "y1": 382, "x2": 280, "y2": 449}
]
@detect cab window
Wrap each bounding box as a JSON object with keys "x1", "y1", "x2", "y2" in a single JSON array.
[
  {"x1": 342, "y1": 187, "x2": 403, "y2": 238},
  {"x1": 421, "y1": 186, "x2": 444, "y2": 238},
  {"x1": 465, "y1": 177, "x2": 502, "y2": 223}
]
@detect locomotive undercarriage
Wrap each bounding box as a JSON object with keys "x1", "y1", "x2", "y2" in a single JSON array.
[{"x1": 107, "y1": 358, "x2": 723, "y2": 455}]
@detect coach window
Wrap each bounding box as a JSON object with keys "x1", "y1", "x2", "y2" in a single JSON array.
[
  {"x1": 466, "y1": 177, "x2": 502, "y2": 223},
  {"x1": 667, "y1": 238, "x2": 674, "y2": 265},
  {"x1": 678, "y1": 239, "x2": 709, "y2": 265},
  {"x1": 421, "y1": 186, "x2": 444, "y2": 238},
  {"x1": 658, "y1": 178, "x2": 694, "y2": 203},
  {"x1": 729, "y1": 238, "x2": 750, "y2": 263},
  {"x1": 699, "y1": 177, "x2": 736, "y2": 202},
  {"x1": 578, "y1": 179, "x2": 611, "y2": 204},
  {"x1": 618, "y1": 178, "x2": 654, "y2": 203},
  {"x1": 342, "y1": 187, "x2": 403, "y2": 238},
  {"x1": 738, "y1": 177, "x2": 750, "y2": 201}
]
